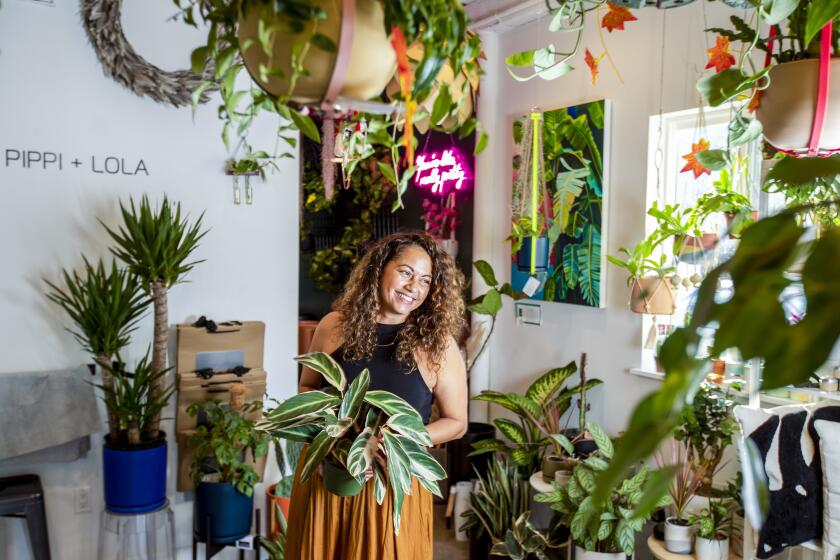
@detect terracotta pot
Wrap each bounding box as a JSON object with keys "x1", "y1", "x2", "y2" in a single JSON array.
[
  {"x1": 757, "y1": 58, "x2": 840, "y2": 155},
  {"x1": 265, "y1": 483, "x2": 291, "y2": 539},
  {"x1": 630, "y1": 278, "x2": 676, "y2": 315},
  {"x1": 238, "y1": 0, "x2": 396, "y2": 104},
  {"x1": 679, "y1": 233, "x2": 719, "y2": 252}
]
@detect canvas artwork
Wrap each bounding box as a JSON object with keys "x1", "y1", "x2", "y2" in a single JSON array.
[{"x1": 510, "y1": 100, "x2": 609, "y2": 308}]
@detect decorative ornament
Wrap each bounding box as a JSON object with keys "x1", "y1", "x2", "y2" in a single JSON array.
[
  {"x1": 585, "y1": 49, "x2": 605, "y2": 85},
  {"x1": 705, "y1": 36, "x2": 736, "y2": 73},
  {"x1": 680, "y1": 139, "x2": 711, "y2": 178},
  {"x1": 690, "y1": 272, "x2": 702, "y2": 287},
  {"x1": 681, "y1": 277, "x2": 692, "y2": 289},
  {"x1": 80, "y1": 0, "x2": 214, "y2": 107},
  {"x1": 601, "y1": 3, "x2": 638, "y2": 32},
  {"x1": 670, "y1": 274, "x2": 682, "y2": 287}
]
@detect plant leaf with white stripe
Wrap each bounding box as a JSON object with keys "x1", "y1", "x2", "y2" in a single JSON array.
[
  {"x1": 263, "y1": 391, "x2": 339, "y2": 428},
  {"x1": 386, "y1": 412, "x2": 432, "y2": 447},
  {"x1": 397, "y1": 435, "x2": 446, "y2": 481},
  {"x1": 295, "y1": 352, "x2": 346, "y2": 392},
  {"x1": 374, "y1": 461, "x2": 387, "y2": 505},
  {"x1": 364, "y1": 390, "x2": 422, "y2": 422},
  {"x1": 266, "y1": 423, "x2": 321, "y2": 443},
  {"x1": 382, "y1": 429, "x2": 412, "y2": 494},
  {"x1": 346, "y1": 427, "x2": 376, "y2": 477},
  {"x1": 299, "y1": 430, "x2": 332, "y2": 482},
  {"x1": 339, "y1": 368, "x2": 370, "y2": 421}
]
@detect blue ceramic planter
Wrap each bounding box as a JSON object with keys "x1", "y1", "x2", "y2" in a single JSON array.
[
  {"x1": 102, "y1": 436, "x2": 167, "y2": 514},
  {"x1": 516, "y1": 236, "x2": 549, "y2": 272},
  {"x1": 194, "y1": 482, "x2": 253, "y2": 544}
]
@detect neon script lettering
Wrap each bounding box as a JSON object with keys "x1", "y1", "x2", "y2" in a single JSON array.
[{"x1": 413, "y1": 149, "x2": 469, "y2": 195}]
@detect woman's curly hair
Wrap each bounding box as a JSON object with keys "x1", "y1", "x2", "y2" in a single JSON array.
[{"x1": 333, "y1": 232, "x2": 465, "y2": 374}]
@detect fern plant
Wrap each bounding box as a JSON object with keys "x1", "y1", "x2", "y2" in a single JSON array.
[
  {"x1": 103, "y1": 195, "x2": 207, "y2": 438},
  {"x1": 45, "y1": 257, "x2": 150, "y2": 441}
]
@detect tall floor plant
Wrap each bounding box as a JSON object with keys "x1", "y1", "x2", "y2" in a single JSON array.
[
  {"x1": 45, "y1": 258, "x2": 150, "y2": 441},
  {"x1": 103, "y1": 195, "x2": 207, "y2": 438}
]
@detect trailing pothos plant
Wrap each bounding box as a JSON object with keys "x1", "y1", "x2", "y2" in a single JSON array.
[
  {"x1": 470, "y1": 358, "x2": 603, "y2": 477},
  {"x1": 592, "y1": 200, "x2": 840, "y2": 530},
  {"x1": 260, "y1": 352, "x2": 445, "y2": 533},
  {"x1": 173, "y1": 0, "x2": 485, "y2": 206},
  {"x1": 695, "y1": 0, "x2": 840, "y2": 177},
  {"x1": 535, "y1": 422, "x2": 671, "y2": 556}
]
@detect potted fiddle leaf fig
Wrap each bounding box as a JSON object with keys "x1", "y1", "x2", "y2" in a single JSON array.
[
  {"x1": 103, "y1": 195, "x2": 207, "y2": 440},
  {"x1": 535, "y1": 422, "x2": 671, "y2": 560},
  {"x1": 261, "y1": 352, "x2": 446, "y2": 534},
  {"x1": 189, "y1": 398, "x2": 269, "y2": 544},
  {"x1": 606, "y1": 231, "x2": 677, "y2": 315}
]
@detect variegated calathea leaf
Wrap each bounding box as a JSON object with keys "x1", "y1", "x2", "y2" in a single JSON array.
[{"x1": 295, "y1": 352, "x2": 346, "y2": 392}]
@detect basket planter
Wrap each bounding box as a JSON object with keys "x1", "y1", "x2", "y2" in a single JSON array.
[
  {"x1": 757, "y1": 58, "x2": 840, "y2": 155},
  {"x1": 323, "y1": 461, "x2": 364, "y2": 497},
  {"x1": 238, "y1": 0, "x2": 396, "y2": 104},
  {"x1": 265, "y1": 484, "x2": 291, "y2": 539},
  {"x1": 696, "y1": 536, "x2": 729, "y2": 560},
  {"x1": 665, "y1": 517, "x2": 694, "y2": 554},
  {"x1": 629, "y1": 278, "x2": 676, "y2": 315},
  {"x1": 102, "y1": 434, "x2": 167, "y2": 514},
  {"x1": 516, "y1": 236, "x2": 550, "y2": 272},
  {"x1": 194, "y1": 482, "x2": 254, "y2": 544}
]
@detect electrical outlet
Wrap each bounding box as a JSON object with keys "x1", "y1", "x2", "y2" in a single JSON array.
[{"x1": 75, "y1": 486, "x2": 91, "y2": 513}]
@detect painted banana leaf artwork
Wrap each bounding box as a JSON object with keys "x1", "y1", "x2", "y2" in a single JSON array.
[{"x1": 511, "y1": 100, "x2": 609, "y2": 308}]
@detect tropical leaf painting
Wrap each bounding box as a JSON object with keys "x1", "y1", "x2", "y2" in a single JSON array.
[{"x1": 511, "y1": 100, "x2": 608, "y2": 307}]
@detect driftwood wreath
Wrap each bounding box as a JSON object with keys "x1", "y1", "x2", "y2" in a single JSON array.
[{"x1": 80, "y1": 0, "x2": 214, "y2": 107}]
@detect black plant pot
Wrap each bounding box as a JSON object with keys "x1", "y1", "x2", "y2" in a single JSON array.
[
  {"x1": 448, "y1": 422, "x2": 496, "y2": 484},
  {"x1": 468, "y1": 526, "x2": 492, "y2": 560},
  {"x1": 573, "y1": 438, "x2": 598, "y2": 458},
  {"x1": 194, "y1": 482, "x2": 253, "y2": 544}
]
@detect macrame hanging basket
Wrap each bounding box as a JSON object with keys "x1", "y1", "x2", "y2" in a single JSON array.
[
  {"x1": 757, "y1": 23, "x2": 840, "y2": 157},
  {"x1": 629, "y1": 278, "x2": 676, "y2": 315},
  {"x1": 238, "y1": 0, "x2": 396, "y2": 106}
]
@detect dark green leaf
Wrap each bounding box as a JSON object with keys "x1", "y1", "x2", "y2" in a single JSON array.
[
  {"x1": 288, "y1": 108, "x2": 320, "y2": 143},
  {"x1": 696, "y1": 149, "x2": 731, "y2": 171},
  {"x1": 474, "y1": 260, "x2": 498, "y2": 288}
]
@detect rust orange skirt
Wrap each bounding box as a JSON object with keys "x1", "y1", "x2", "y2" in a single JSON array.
[{"x1": 285, "y1": 446, "x2": 433, "y2": 560}]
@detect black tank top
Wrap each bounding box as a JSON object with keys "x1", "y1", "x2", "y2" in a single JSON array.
[{"x1": 331, "y1": 322, "x2": 433, "y2": 424}]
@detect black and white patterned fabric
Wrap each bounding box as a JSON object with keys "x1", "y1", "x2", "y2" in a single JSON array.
[{"x1": 735, "y1": 404, "x2": 840, "y2": 558}]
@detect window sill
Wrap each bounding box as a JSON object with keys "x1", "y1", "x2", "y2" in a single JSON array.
[{"x1": 627, "y1": 368, "x2": 664, "y2": 381}]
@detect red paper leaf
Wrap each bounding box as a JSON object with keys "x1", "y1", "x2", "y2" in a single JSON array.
[
  {"x1": 680, "y1": 139, "x2": 712, "y2": 179},
  {"x1": 705, "y1": 36, "x2": 736, "y2": 73},
  {"x1": 601, "y1": 3, "x2": 638, "y2": 33},
  {"x1": 585, "y1": 49, "x2": 606, "y2": 85}
]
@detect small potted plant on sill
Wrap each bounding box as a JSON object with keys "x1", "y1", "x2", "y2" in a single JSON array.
[
  {"x1": 694, "y1": 165, "x2": 755, "y2": 240},
  {"x1": 690, "y1": 500, "x2": 738, "y2": 560},
  {"x1": 656, "y1": 441, "x2": 705, "y2": 554},
  {"x1": 607, "y1": 232, "x2": 677, "y2": 315},
  {"x1": 266, "y1": 438, "x2": 303, "y2": 539},
  {"x1": 647, "y1": 201, "x2": 718, "y2": 263},
  {"x1": 189, "y1": 392, "x2": 268, "y2": 545},
  {"x1": 261, "y1": 352, "x2": 445, "y2": 534},
  {"x1": 535, "y1": 422, "x2": 670, "y2": 560}
]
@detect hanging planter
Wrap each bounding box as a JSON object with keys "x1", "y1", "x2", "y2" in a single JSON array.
[
  {"x1": 630, "y1": 277, "x2": 676, "y2": 315},
  {"x1": 238, "y1": 0, "x2": 396, "y2": 105},
  {"x1": 516, "y1": 236, "x2": 550, "y2": 272}
]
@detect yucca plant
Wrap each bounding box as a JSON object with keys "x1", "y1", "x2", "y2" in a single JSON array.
[
  {"x1": 459, "y1": 454, "x2": 530, "y2": 545},
  {"x1": 45, "y1": 257, "x2": 150, "y2": 441},
  {"x1": 103, "y1": 195, "x2": 207, "y2": 438},
  {"x1": 470, "y1": 359, "x2": 603, "y2": 477},
  {"x1": 261, "y1": 352, "x2": 445, "y2": 534},
  {"x1": 96, "y1": 350, "x2": 175, "y2": 445}
]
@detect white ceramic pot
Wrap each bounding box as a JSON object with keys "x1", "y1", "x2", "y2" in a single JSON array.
[
  {"x1": 575, "y1": 545, "x2": 628, "y2": 560},
  {"x1": 453, "y1": 480, "x2": 473, "y2": 542},
  {"x1": 696, "y1": 536, "x2": 729, "y2": 560},
  {"x1": 665, "y1": 517, "x2": 694, "y2": 554}
]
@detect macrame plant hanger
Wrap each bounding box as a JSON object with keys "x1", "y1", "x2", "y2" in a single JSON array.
[{"x1": 512, "y1": 110, "x2": 550, "y2": 275}]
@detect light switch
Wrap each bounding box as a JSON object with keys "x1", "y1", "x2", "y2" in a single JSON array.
[{"x1": 515, "y1": 302, "x2": 541, "y2": 326}]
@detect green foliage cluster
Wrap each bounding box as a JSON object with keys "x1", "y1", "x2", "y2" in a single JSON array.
[
  {"x1": 689, "y1": 500, "x2": 739, "y2": 541},
  {"x1": 188, "y1": 400, "x2": 269, "y2": 497}
]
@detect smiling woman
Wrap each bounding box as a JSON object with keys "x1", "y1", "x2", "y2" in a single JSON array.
[{"x1": 289, "y1": 231, "x2": 468, "y2": 559}]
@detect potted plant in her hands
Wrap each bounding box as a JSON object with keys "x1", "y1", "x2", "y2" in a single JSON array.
[
  {"x1": 96, "y1": 351, "x2": 174, "y2": 513},
  {"x1": 656, "y1": 441, "x2": 705, "y2": 554},
  {"x1": 607, "y1": 232, "x2": 677, "y2": 315},
  {"x1": 266, "y1": 439, "x2": 303, "y2": 539},
  {"x1": 261, "y1": 352, "x2": 446, "y2": 534},
  {"x1": 189, "y1": 394, "x2": 268, "y2": 544},
  {"x1": 535, "y1": 422, "x2": 670, "y2": 560},
  {"x1": 690, "y1": 500, "x2": 737, "y2": 560}
]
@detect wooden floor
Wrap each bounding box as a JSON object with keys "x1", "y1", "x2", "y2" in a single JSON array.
[{"x1": 433, "y1": 503, "x2": 469, "y2": 560}]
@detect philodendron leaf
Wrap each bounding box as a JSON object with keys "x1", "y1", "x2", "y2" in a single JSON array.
[
  {"x1": 506, "y1": 49, "x2": 535, "y2": 67},
  {"x1": 696, "y1": 149, "x2": 731, "y2": 171},
  {"x1": 586, "y1": 422, "x2": 613, "y2": 459},
  {"x1": 296, "y1": 352, "x2": 346, "y2": 392},
  {"x1": 387, "y1": 412, "x2": 432, "y2": 447},
  {"x1": 696, "y1": 68, "x2": 755, "y2": 107},
  {"x1": 473, "y1": 260, "x2": 499, "y2": 287},
  {"x1": 525, "y1": 361, "x2": 578, "y2": 406},
  {"x1": 760, "y1": 0, "x2": 799, "y2": 25},
  {"x1": 263, "y1": 391, "x2": 340, "y2": 428},
  {"x1": 338, "y1": 368, "x2": 370, "y2": 421},
  {"x1": 468, "y1": 288, "x2": 502, "y2": 316},
  {"x1": 741, "y1": 437, "x2": 769, "y2": 529},
  {"x1": 728, "y1": 115, "x2": 763, "y2": 147},
  {"x1": 804, "y1": 0, "x2": 840, "y2": 45}
]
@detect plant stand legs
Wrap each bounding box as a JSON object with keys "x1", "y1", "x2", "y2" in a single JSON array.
[{"x1": 192, "y1": 508, "x2": 261, "y2": 560}]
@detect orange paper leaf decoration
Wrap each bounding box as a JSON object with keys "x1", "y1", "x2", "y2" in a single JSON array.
[
  {"x1": 601, "y1": 3, "x2": 638, "y2": 33},
  {"x1": 390, "y1": 26, "x2": 415, "y2": 164},
  {"x1": 705, "y1": 36, "x2": 736, "y2": 73},
  {"x1": 585, "y1": 49, "x2": 605, "y2": 85},
  {"x1": 680, "y1": 139, "x2": 711, "y2": 179}
]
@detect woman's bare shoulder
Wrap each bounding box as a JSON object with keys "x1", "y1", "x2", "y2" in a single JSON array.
[{"x1": 312, "y1": 311, "x2": 344, "y2": 352}]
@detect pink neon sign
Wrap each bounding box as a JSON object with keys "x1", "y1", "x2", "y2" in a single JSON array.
[{"x1": 413, "y1": 148, "x2": 471, "y2": 195}]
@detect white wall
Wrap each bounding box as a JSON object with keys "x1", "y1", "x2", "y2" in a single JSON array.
[
  {"x1": 0, "y1": 1, "x2": 299, "y2": 558},
  {"x1": 473, "y1": 3, "x2": 747, "y2": 434}
]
